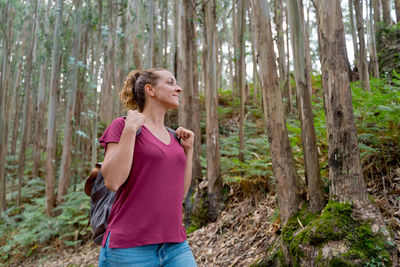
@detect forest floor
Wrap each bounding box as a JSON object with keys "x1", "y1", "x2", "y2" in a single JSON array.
[
  {"x1": 26, "y1": 193, "x2": 276, "y2": 267},
  {"x1": 25, "y1": 167, "x2": 400, "y2": 267}
]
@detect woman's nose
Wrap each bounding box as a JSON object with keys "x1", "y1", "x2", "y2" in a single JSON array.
[{"x1": 176, "y1": 85, "x2": 182, "y2": 92}]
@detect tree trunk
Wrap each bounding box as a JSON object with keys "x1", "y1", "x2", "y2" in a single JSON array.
[
  {"x1": 216, "y1": 29, "x2": 223, "y2": 91},
  {"x1": 349, "y1": 0, "x2": 359, "y2": 72},
  {"x1": 17, "y1": 0, "x2": 38, "y2": 207},
  {"x1": 132, "y1": 0, "x2": 142, "y2": 69},
  {"x1": 304, "y1": 1, "x2": 313, "y2": 97},
  {"x1": 372, "y1": 0, "x2": 382, "y2": 28},
  {"x1": 146, "y1": 0, "x2": 155, "y2": 69},
  {"x1": 314, "y1": 0, "x2": 394, "y2": 254},
  {"x1": 45, "y1": 0, "x2": 64, "y2": 216},
  {"x1": 286, "y1": 2, "x2": 294, "y2": 114},
  {"x1": 238, "y1": 0, "x2": 246, "y2": 162},
  {"x1": 111, "y1": 1, "x2": 118, "y2": 119},
  {"x1": 32, "y1": 63, "x2": 47, "y2": 178},
  {"x1": 0, "y1": 82, "x2": 10, "y2": 213},
  {"x1": 395, "y1": 0, "x2": 400, "y2": 23},
  {"x1": 77, "y1": 24, "x2": 89, "y2": 176},
  {"x1": 32, "y1": 0, "x2": 51, "y2": 179},
  {"x1": 274, "y1": 0, "x2": 288, "y2": 98},
  {"x1": 216, "y1": 20, "x2": 227, "y2": 88},
  {"x1": 354, "y1": 0, "x2": 371, "y2": 91},
  {"x1": 202, "y1": 0, "x2": 223, "y2": 221},
  {"x1": 115, "y1": 0, "x2": 125, "y2": 117},
  {"x1": 99, "y1": 0, "x2": 115, "y2": 123},
  {"x1": 10, "y1": 56, "x2": 24, "y2": 196},
  {"x1": 162, "y1": 0, "x2": 169, "y2": 67},
  {"x1": 177, "y1": 0, "x2": 202, "y2": 227},
  {"x1": 288, "y1": 0, "x2": 325, "y2": 213},
  {"x1": 91, "y1": 0, "x2": 102, "y2": 167},
  {"x1": 0, "y1": 0, "x2": 12, "y2": 213},
  {"x1": 152, "y1": 0, "x2": 160, "y2": 68},
  {"x1": 250, "y1": 0, "x2": 301, "y2": 225},
  {"x1": 57, "y1": 0, "x2": 82, "y2": 204},
  {"x1": 381, "y1": 0, "x2": 393, "y2": 25},
  {"x1": 191, "y1": 33, "x2": 202, "y2": 227},
  {"x1": 368, "y1": 0, "x2": 380, "y2": 77},
  {"x1": 315, "y1": 0, "x2": 367, "y2": 205},
  {"x1": 249, "y1": 11, "x2": 259, "y2": 106},
  {"x1": 232, "y1": 2, "x2": 239, "y2": 99},
  {"x1": 172, "y1": 0, "x2": 179, "y2": 77}
]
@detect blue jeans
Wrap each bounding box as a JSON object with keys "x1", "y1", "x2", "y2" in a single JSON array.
[{"x1": 99, "y1": 233, "x2": 197, "y2": 267}]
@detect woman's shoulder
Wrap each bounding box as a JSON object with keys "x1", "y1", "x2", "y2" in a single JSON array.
[
  {"x1": 108, "y1": 116, "x2": 126, "y2": 128},
  {"x1": 98, "y1": 117, "x2": 126, "y2": 146},
  {"x1": 112, "y1": 116, "x2": 126, "y2": 123},
  {"x1": 101, "y1": 117, "x2": 126, "y2": 137}
]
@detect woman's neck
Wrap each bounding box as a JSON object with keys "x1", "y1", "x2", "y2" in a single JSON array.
[{"x1": 142, "y1": 105, "x2": 166, "y2": 129}]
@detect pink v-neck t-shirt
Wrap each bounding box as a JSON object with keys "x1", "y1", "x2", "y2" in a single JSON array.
[{"x1": 98, "y1": 117, "x2": 187, "y2": 248}]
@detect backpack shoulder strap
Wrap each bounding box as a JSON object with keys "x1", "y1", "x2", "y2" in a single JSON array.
[{"x1": 166, "y1": 126, "x2": 181, "y2": 143}]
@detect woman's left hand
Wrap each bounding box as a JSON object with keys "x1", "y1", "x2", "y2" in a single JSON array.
[{"x1": 176, "y1": 127, "x2": 194, "y2": 153}]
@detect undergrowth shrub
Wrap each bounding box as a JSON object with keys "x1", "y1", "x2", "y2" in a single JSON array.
[
  {"x1": 351, "y1": 74, "x2": 400, "y2": 177},
  {"x1": 0, "y1": 180, "x2": 90, "y2": 263}
]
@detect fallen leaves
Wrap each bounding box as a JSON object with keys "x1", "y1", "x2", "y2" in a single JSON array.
[{"x1": 187, "y1": 194, "x2": 277, "y2": 267}]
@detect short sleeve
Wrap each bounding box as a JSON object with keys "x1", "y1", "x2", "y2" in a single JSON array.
[{"x1": 98, "y1": 117, "x2": 125, "y2": 151}]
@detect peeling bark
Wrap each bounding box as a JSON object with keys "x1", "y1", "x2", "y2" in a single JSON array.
[
  {"x1": 45, "y1": 0, "x2": 64, "y2": 216},
  {"x1": 251, "y1": 0, "x2": 301, "y2": 225},
  {"x1": 288, "y1": 0, "x2": 325, "y2": 213},
  {"x1": 202, "y1": 0, "x2": 223, "y2": 221},
  {"x1": 354, "y1": 0, "x2": 371, "y2": 91}
]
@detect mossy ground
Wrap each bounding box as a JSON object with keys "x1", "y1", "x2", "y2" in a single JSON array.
[
  {"x1": 252, "y1": 237, "x2": 287, "y2": 267},
  {"x1": 266, "y1": 201, "x2": 393, "y2": 266}
]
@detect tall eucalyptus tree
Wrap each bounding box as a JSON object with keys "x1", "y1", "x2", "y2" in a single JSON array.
[
  {"x1": 57, "y1": 0, "x2": 82, "y2": 204},
  {"x1": 177, "y1": 0, "x2": 202, "y2": 226},
  {"x1": 314, "y1": 1, "x2": 393, "y2": 251},
  {"x1": 354, "y1": 0, "x2": 371, "y2": 91},
  {"x1": 287, "y1": 0, "x2": 325, "y2": 213},
  {"x1": 45, "y1": 0, "x2": 64, "y2": 216},
  {"x1": 202, "y1": 0, "x2": 223, "y2": 221},
  {"x1": 251, "y1": 0, "x2": 301, "y2": 225}
]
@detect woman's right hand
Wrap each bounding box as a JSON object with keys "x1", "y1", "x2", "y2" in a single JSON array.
[{"x1": 125, "y1": 110, "x2": 145, "y2": 132}]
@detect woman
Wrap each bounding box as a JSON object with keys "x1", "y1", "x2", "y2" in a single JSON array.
[{"x1": 98, "y1": 68, "x2": 197, "y2": 267}]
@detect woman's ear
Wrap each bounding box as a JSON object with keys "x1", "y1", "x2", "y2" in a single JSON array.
[{"x1": 144, "y1": 84, "x2": 155, "y2": 97}]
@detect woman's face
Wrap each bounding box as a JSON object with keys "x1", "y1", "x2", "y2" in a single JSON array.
[{"x1": 152, "y1": 70, "x2": 182, "y2": 109}]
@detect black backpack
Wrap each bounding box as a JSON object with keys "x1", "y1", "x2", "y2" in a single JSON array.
[{"x1": 84, "y1": 126, "x2": 180, "y2": 245}]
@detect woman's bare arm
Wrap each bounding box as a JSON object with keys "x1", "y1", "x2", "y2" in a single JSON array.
[
  {"x1": 101, "y1": 111, "x2": 145, "y2": 191},
  {"x1": 183, "y1": 149, "x2": 194, "y2": 198}
]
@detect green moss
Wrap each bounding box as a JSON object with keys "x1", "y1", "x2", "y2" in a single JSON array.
[
  {"x1": 285, "y1": 201, "x2": 353, "y2": 258},
  {"x1": 367, "y1": 193, "x2": 376, "y2": 204},
  {"x1": 281, "y1": 202, "x2": 320, "y2": 260},
  {"x1": 265, "y1": 246, "x2": 288, "y2": 267},
  {"x1": 281, "y1": 201, "x2": 392, "y2": 266},
  {"x1": 187, "y1": 199, "x2": 208, "y2": 234},
  {"x1": 306, "y1": 202, "x2": 353, "y2": 246},
  {"x1": 282, "y1": 202, "x2": 318, "y2": 245},
  {"x1": 264, "y1": 240, "x2": 288, "y2": 267},
  {"x1": 344, "y1": 221, "x2": 391, "y2": 266},
  {"x1": 275, "y1": 247, "x2": 286, "y2": 266}
]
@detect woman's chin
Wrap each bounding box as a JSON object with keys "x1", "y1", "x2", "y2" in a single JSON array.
[
  {"x1": 167, "y1": 102, "x2": 179, "y2": 110},
  {"x1": 172, "y1": 100, "x2": 180, "y2": 108}
]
